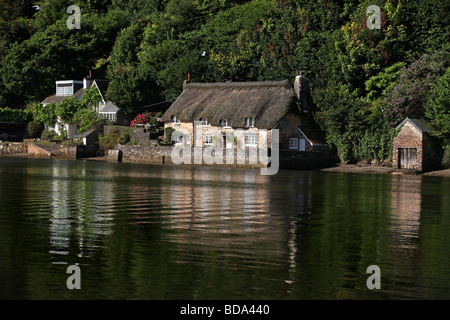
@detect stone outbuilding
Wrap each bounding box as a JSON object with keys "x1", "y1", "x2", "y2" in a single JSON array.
[{"x1": 392, "y1": 117, "x2": 439, "y2": 172}]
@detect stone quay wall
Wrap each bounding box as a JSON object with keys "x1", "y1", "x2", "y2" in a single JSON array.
[
  {"x1": 113, "y1": 143, "x2": 333, "y2": 169},
  {"x1": 0, "y1": 141, "x2": 27, "y2": 155}
]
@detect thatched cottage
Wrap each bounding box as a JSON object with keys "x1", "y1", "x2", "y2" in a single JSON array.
[{"x1": 161, "y1": 75, "x2": 322, "y2": 154}]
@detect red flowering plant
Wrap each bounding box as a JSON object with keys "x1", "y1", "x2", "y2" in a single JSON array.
[{"x1": 130, "y1": 113, "x2": 151, "y2": 127}]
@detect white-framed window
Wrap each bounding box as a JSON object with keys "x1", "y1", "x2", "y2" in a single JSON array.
[
  {"x1": 56, "y1": 84, "x2": 73, "y2": 96},
  {"x1": 220, "y1": 119, "x2": 228, "y2": 127},
  {"x1": 171, "y1": 115, "x2": 180, "y2": 124},
  {"x1": 204, "y1": 134, "x2": 213, "y2": 146},
  {"x1": 174, "y1": 134, "x2": 183, "y2": 145},
  {"x1": 102, "y1": 113, "x2": 116, "y2": 122},
  {"x1": 289, "y1": 138, "x2": 299, "y2": 150},
  {"x1": 201, "y1": 118, "x2": 209, "y2": 126},
  {"x1": 245, "y1": 117, "x2": 255, "y2": 127},
  {"x1": 245, "y1": 133, "x2": 257, "y2": 146}
]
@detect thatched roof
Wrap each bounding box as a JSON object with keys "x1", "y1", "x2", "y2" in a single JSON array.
[{"x1": 161, "y1": 80, "x2": 297, "y2": 129}]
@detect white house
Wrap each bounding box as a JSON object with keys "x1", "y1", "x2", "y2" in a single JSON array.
[{"x1": 41, "y1": 77, "x2": 123, "y2": 138}]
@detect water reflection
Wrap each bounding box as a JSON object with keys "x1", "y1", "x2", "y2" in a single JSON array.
[
  {"x1": 2, "y1": 158, "x2": 450, "y2": 299},
  {"x1": 48, "y1": 161, "x2": 116, "y2": 264},
  {"x1": 390, "y1": 175, "x2": 422, "y2": 251},
  {"x1": 49, "y1": 164, "x2": 71, "y2": 258},
  {"x1": 159, "y1": 167, "x2": 272, "y2": 238}
]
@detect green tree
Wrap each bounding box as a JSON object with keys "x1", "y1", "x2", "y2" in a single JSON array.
[
  {"x1": 425, "y1": 68, "x2": 450, "y2": 139},
  {"x1": 56, "y1": 97, "x2": 83, "y2": 124},
  {"x1": 0, "y1": 10, "x2": 129, "y2": 107},
  {"x1": 31, "y1": 102, "x2": 57, "y2": 127}
]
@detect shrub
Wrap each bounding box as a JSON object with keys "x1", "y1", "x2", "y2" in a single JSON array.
[
  {"x1": 442, "y1": 145, "x2": 450, "y2": 168},
  {"x1": 41, "y1": 130, "x2": 58, "y2": 140},
  {"x1": 130, "y1": 113, "x2": 151, "y2": 127},
  {"x1": 0, "y1": 107, "x2": 32, "y2": 123},
  {"x1": 27, "y1": 121, "x2": 44, "y2": 138},
  {"x1": 118, "y1": 131, "x2": 131, "y2": 144},
  {"x1": 165, "y1": 127, "x2": 175, "y2": 142},
  {"x1": 98, "y1": 126, "x2": 135, "y2": 151}
]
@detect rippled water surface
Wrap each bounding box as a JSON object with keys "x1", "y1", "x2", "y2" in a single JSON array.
[{"x1": 1, "y1": 157, "x2": 450, "y2": 299}]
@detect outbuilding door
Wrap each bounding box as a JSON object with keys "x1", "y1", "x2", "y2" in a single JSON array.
[{"x1": 398, "y1": 148, "x2": 417, "y2": 169}]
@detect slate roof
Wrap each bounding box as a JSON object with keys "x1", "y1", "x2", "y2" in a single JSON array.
[
  {"x1": 41, "y1": 87, "x2": 84, "y2": 105},
  {"x1": 74, "y1": 128, "x2": 97, "y2": 138},
  {"x1": 41, "y1": 79, "x2": 110, "y2": 105},
  {"x1": 99, "y1": 101, "x2": 121, "y2": 113},
  {"x1": 396, "y1": 117, "x2": 432, "y2": 132}
]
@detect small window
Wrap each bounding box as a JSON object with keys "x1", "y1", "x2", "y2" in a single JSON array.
[
  {"x1": 289, "y1": 138, "x2": 299, "y2": 150},
  {"x1": 171, "y1": 115, "x2": 180, "y2": 125},
  {"x1": 201, "y1": 118, "x2": 209, "y2": 126},
  {"x1": 245, "y1": 133, "x2": 257, "y2": 146},
  {"x1": 204, "y1": 134, "x2": 213, "y2": 145},
  {"x1": 245, "y1": 117, "x2": 255, "y2": 127},
  {"x1": 56, "y1": 84, "x2": 73, "y2": 96},
  {"x1": 220, "y1": 119, "x2": 228, "y2": 127},
  {"x1": 174, "y1": 134, "x2": 183, "y2": 145}
]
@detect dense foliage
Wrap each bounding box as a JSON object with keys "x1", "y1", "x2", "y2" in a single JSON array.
[
  {"x1": 0, "y1": 0, "x2": 449, "y2": 163},
  {"x1": 0, "y1": 107, "x2": 32, "y2": 123}
]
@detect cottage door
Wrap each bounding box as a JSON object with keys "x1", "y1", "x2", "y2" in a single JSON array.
[
  {"x1": 299, "y1": 139, "x2": 306, "y2": 151},
  {"x1": 399, "y1": 148, "x2": 417, "y2": 168},
  {"x1": 224, "y1": 134, "x2": 233, "y2": 148}
]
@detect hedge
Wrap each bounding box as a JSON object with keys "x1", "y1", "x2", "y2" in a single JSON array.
[{"x1": 0, "y1": 108, "x2": 32, "y2": 123}]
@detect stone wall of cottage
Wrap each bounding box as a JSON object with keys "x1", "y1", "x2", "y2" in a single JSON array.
[
  {"x1": 392, "y1": 122, "x2": 423, "y2": 170},
  {"x1": 276, "y1": 113, "x2": 310, "y2": 150},
  {"x1": 164, "y1": 122, "x2": 272, "y2": 148}
]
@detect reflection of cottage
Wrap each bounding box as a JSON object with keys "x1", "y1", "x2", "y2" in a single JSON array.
[
  {"x1": 392, "y1": 117, "x2": 439, "y2": 172},
  {"x1": 41, "y1": 77, "x2": 125, "y2": 138},
  {"x1": 161, "y1": 75, "x2": 330, "y2": 168}
]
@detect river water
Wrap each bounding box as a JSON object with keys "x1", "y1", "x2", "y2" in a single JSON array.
[{"x1": 0, "y1": 157, "x2": 449, "y2": 300}]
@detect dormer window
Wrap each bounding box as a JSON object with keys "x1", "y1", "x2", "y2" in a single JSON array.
[
  {"x1": 55, "y1": 80, "x2": 82, "y2": 96},
  {"x1": 201, "y1": 118, "x2": 209, "y2": 126},
  {"x1": 220, "y1": 119, "x2": 229, "y2": 128},
  {"x1": 171, "y1": 115, "x2": 180, "y2": 124},
  {"x1": 245, "y1": 117, "x2": 255, "y2": 128},
  {"x1": 56, "y1": 83, "x2": 73, "y2": 96}
]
